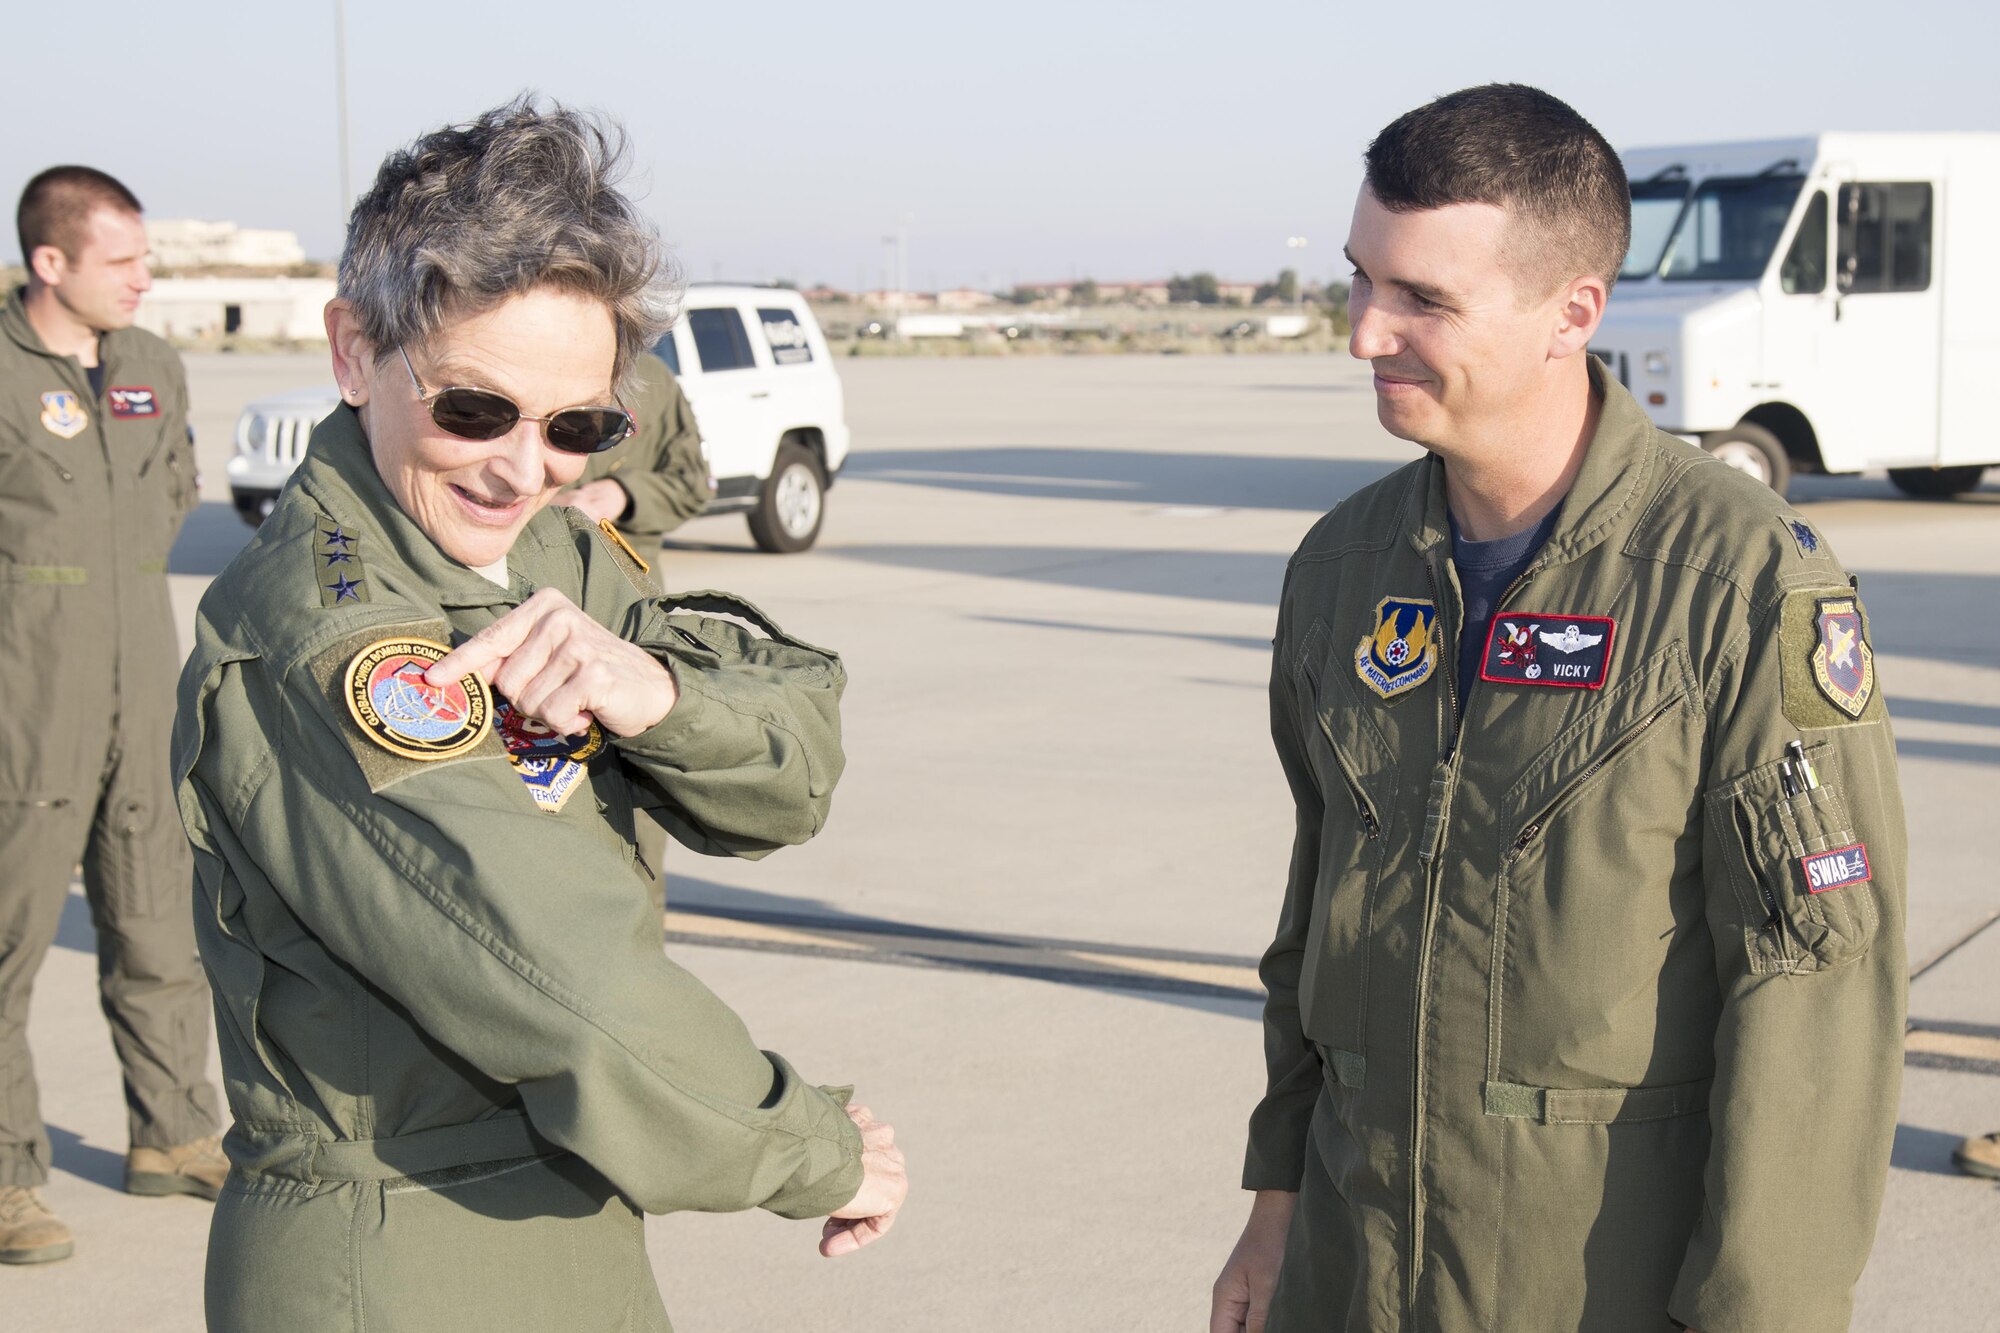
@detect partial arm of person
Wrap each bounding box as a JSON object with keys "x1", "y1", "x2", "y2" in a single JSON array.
[
  {"x1": 1214, "y1": 574, "x2": 1318, "y2": 1328},
  {"x1": 1668, "y1": 585, "x2": 1907, "y2": 1333},
  {"x1": 162, "y1": 357, "x2": 200, "y2": 526},
  {"x1": 612, "y1": 370, "x2": 710, "y2": 538},
  {"x1": 180, "y1": 631, "x2": 864, "y2": 1223}
]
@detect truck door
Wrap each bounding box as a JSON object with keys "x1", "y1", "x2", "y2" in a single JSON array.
[{"x1": 1815, "y1": 179, "x2": 1943, "y2": 469}]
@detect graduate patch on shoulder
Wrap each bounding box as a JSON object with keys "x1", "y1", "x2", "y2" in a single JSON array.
[
  {"x1": 1779, "y1": 589, "x2": 1879, "y2": 727},
  {"x1": 345, "y1": 638, "x2": 492, "y2": 760},
  {"x1": 1354, "y1": 597, "x2": 1438, "y2": 700}
]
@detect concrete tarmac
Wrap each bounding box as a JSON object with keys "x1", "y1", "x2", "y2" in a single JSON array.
[{"x1": 11, "y1": 352, "x2": 1998, "y2": 1330}]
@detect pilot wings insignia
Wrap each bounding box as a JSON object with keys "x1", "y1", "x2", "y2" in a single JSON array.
[{"x1": 1539, "y1": 625, "x2": 1605, "y2": 654}]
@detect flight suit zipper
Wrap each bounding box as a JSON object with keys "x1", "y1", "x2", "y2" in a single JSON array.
[
  {"x1": 1504, "y1": 694, "x2": 1684, "y2": 858},
  {"x1": 1407, "y1": 553, "x2": 1544, "y2": 1314},
  {"x1": 1316, "y1": 716, "x2": 1382, "y2": 838}
]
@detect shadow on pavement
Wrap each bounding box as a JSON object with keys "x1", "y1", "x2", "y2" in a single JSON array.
[
  {"x1": 845, "y1": 446, "x2": 1398, "y2": 512},
  {"x1": 1895, "y1": 738, "x2": 2000, "y2": 768},
  {"x1": 1887, "y1": 696, "x2": 2000, "y2": 730},
  {"x1": 54, "y1": 889, "x2": 94, "y2": 956},
  {"x1": 1826, "y1": 569, "x2": 2000, "y2": 672},
  {"x1": 663, "y1": 875, "x2": 1262, "y2": 1019},
  {"x1": 829, "y1": 543, "x2": 1290, "y2": 607},
  {"x1": 1890, "y1": 1123, "x2": 1975, "y2": 1177},
  {"x1": 169, "y1": 501, "x2": 254, "y2": 577},
  {"x1": 48, "y1": 1124, "x2": 126, "y2": 1190},
  {"x1": 970, "y1": 614, "x2": 1271, "y2": 654}
]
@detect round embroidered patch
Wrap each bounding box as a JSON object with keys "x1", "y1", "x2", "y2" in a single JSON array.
[{"x1": 344, "y1": 638, "x2": 491, "y2": 760}]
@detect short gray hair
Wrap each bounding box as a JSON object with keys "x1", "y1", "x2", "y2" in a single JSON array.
[{"x1": 337, "y1": 95, "x2": 677, "y2": 395}]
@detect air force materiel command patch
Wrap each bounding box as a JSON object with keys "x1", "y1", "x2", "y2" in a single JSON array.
[
  {"x1": 344, "y1": 639, "x2": 491, "y2": 760},
  {"x1": 1810, "y1": 596, "x2": 1875, "y2": 719},
  {"x1": 40, "y1": 391, "x2": 87, "y2": 439},
  {"x1": 1801, "y1": 842, "x2": 1872, "y2": 894},
  {"x1": 1479, "y1": 614, "x2": 1616, "y2": 689},
  {"x1": 1355, "y1": 597, "x2": 1438, "y2": 700},
  {"x1": 107, "y1": 386, "x2": 159, "y2": 418},
  {"x1": 495, "y1": 697, "x2": 605, "y2": 813}
]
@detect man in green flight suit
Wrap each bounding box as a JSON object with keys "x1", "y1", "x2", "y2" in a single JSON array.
[
  {"x1": 556, "y1": 348, "x2": 712, "y2": 909},
  {"x1": 1210, "y1": 86, "x2": 1906, "y2": 1333},
  {"x1": 0, "y1": 167, "x2": 225, "y2": 1266},
  {"x1": 559, "y1": 348, "x2": 711, "y2": 548}
]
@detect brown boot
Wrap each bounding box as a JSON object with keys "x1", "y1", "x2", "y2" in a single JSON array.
[
  {"x1": 1954, "y1": 1131, "x2": 2000, "y2": 1180},
  {"x1": 125, "y1": 1134, "x2": 228, "y2": 1200},
  {"x1": 0, "y1": 1186, "x2": 74, "y2": 1264}
]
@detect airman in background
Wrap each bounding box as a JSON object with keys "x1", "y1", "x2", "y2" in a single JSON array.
[{"x1": 0, "y1": 166, "x2": 223, "y2": 1266}]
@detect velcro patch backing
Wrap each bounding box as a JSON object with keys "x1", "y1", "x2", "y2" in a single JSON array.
[
  {"x1": 1780, "y1": 588, "x2": 1880, "y2": 728},
  {"x1": 308, "y1": 621, "x2": 506, "y2": 791}
]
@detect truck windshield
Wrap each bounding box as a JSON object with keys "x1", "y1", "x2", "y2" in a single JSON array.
[
  {"x1": 1659, "y1": 174, "x2": 1806, "y2": 282},
  {"x1": 1621, "y1": 178, "x2": 1690, "y2": 280}
]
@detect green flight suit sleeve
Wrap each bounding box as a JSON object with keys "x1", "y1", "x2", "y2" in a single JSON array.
[
  {"x1": 1668, "y1": 587, "x2": 1907, "y2": 1333},
  {"x1": 1243, "y1": 573, "x2": 1323, "y2": 1191},
  {"x1": 612, "y1": 366, "x2": 709, "y2": 541},
  {"x1": 183, "y1": 648, "x2": 864, "y2": 1221},
  {"x1": 614, "y1": 595, "x2": 845, "y2": 858},
  {"x1": 162, "y1": 356, "x2": 200, "y2": 525}
]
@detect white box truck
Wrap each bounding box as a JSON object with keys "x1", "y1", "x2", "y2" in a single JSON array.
[{"x1": 1593, "y1": 133, "x2": 2000, "y2": 497}]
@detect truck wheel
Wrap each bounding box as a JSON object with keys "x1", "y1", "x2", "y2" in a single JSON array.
[
  {"x1": 1703, "y1": 424, "x2": 1792, "y2": 497},
  {"x1": 747, "y1": 442, "x2": 825, "y2": 553},
  {"x1": 1887, "y1": 465, "x2": 1986, "y2": 499}
]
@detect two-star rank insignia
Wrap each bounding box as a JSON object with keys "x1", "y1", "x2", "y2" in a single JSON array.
[
  {"x1": 1810, "y1": 596, "x2": 1874, "y2": 718},
  {"x1": 1479, "y1": 614, "x2": 1616, "y2": 689},
  {"x1": 494, "y1": 697, "x2": 605, "y2": 813},
  {"x1": 1354, "y1": 597, "x2": 1439, "y2": 700},
  {"x1": 315, "y1": 519, "x2": 371, "y2": 606}
]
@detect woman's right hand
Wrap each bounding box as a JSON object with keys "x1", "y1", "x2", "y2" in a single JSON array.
[{"x1": 820, "y1": 1104, "x2": 907, "y2": 1258}]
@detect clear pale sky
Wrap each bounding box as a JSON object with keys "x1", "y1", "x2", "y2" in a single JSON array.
[{"x1": 5, "y1": 0, "x2": 1994, "y2": 289}]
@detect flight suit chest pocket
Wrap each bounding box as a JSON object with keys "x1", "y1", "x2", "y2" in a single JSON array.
[{"x1": 1707, "y1": 746, "x2": 1878, "y2": 974}]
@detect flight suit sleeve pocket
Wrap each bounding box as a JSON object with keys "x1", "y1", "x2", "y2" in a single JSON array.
[{"x1": 1706, "y1": 749, "x2": 1878, "y2": 975}]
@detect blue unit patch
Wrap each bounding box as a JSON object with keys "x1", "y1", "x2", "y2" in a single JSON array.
[
  {"x1": 1800, "y1": 842, "x2": 1871, "y2": 894},
  {"x1": 1810, "y1": 596, "x2": 1874, "y2": 718},
  {"x1": 1354, "y1": 597, "x2": 1438, "y2": 700},
  {"x1": 40, "y1": 391, "x2": 87, "y2": 440},
  {"x1": 495, "y1": 697, "x2": 605, "y2": 813}
]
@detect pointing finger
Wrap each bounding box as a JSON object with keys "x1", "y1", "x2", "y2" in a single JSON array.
[{"x1": 428, "y1": 593, "x2": 558, "y2": 684}]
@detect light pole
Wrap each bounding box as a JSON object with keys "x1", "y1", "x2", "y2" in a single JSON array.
[
  {"x1": 1286, "y1": 235, "x2": 1309, "y2": 309},
  {"x1": 333, "y1": 0, "x2": 353, "y2": 235}
]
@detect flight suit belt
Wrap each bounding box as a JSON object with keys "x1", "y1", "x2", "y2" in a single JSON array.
[
  {"x1": 1481, "y1": 1075, "x2": 1712, "y2": 1125},
  {"x1": 309, "y1": 1113, "x2": 559, "y2": 1182}
]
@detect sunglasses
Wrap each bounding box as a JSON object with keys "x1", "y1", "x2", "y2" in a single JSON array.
[{"x1": 398, "y1": 346, "x2": 633, "y2": 454}]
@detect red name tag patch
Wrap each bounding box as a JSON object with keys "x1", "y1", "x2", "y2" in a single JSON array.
[
  {"x1": 107, "y1": 386, "x2": 159, "y2": 418},
  {"x1": 1479, "y1": 614, "x2": 1616, "y2": 689},
  {"x1": 1800, "y1": 843, "x2": 1871, "y2": 894}
]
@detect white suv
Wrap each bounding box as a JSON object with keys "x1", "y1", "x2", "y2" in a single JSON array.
[{"x1": 224, "y1": 285, "x2": 851, "y2": 552}]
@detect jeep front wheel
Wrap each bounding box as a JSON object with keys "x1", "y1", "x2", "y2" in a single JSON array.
[{"x1": 748, "y1": 442, "x2": 826, "y2": 553}]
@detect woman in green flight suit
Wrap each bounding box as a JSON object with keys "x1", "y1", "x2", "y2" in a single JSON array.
[{"x1": 172, "y1": 98, "x2": 905, "y2": 1331}]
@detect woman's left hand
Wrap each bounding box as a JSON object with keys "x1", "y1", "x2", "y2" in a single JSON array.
[{"x1": 427, "y1": 588, "x2": 678, "y2": 737}]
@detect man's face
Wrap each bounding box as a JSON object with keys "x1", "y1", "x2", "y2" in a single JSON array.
[
  {"x1": 1345, "y1": 187, "x2": 1560, "y2": 452},
  {"x1": 358, "y1": 285, "x2": 609, "y2": 568},
  {"x1": 42, "y1": 207, "x2": 153, "y2": 332}
]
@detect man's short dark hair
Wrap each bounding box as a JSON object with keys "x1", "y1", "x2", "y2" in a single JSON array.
[
  {"x1": 1364, "y1": 84, "x2": 1630, "y2": 299},
  {"x1": 16, "y1": 165, "x2": 144, "y2": 265}
]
